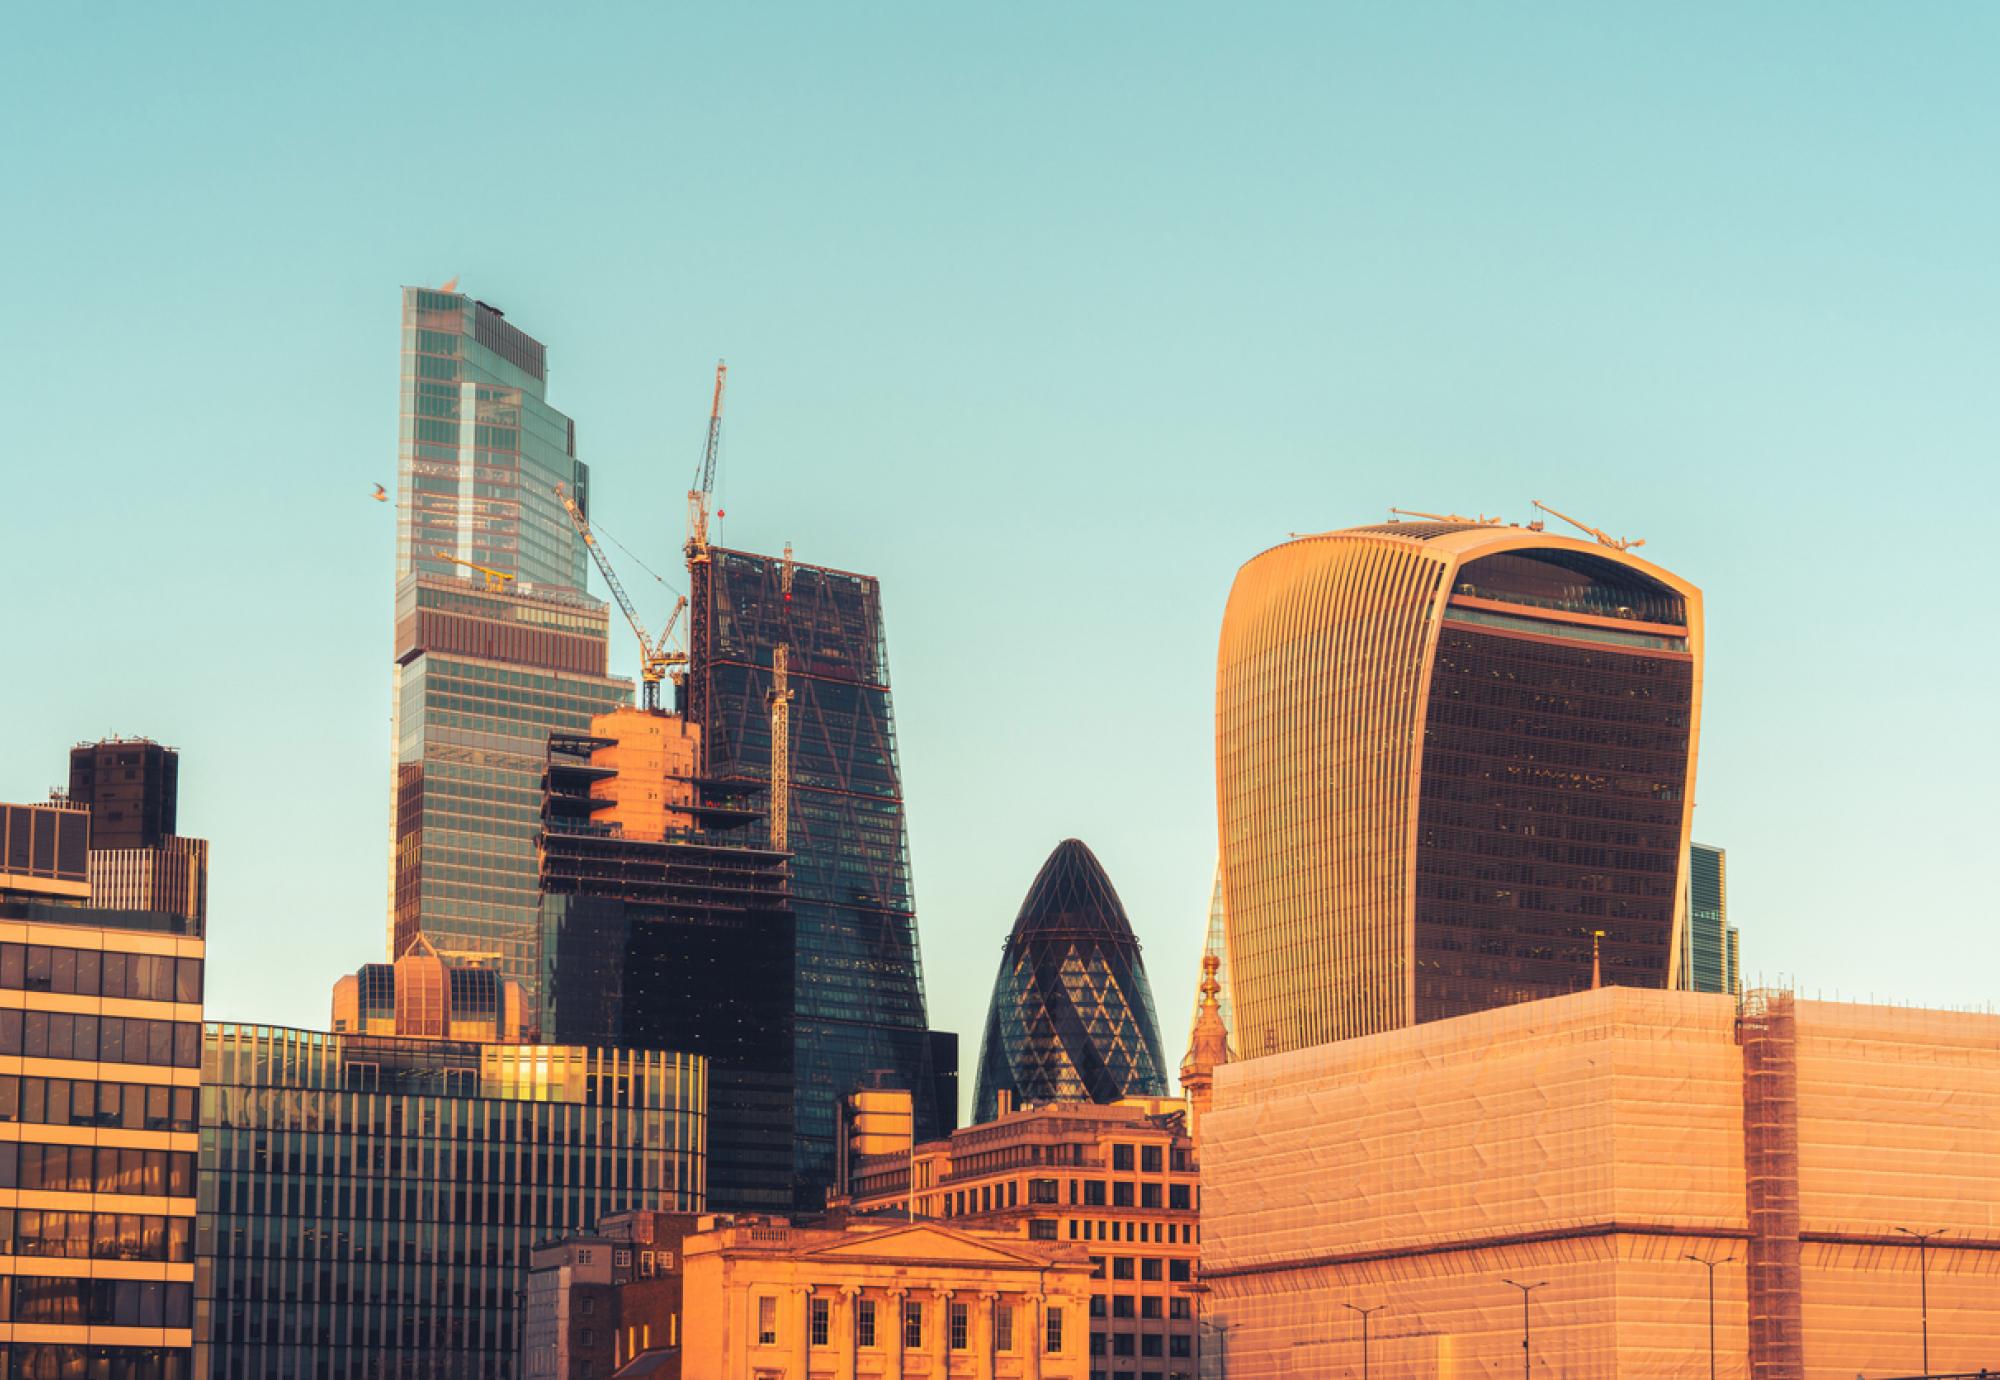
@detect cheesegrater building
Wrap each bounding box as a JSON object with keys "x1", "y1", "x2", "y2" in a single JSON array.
[
  {"x1": 1216, "y1": 520, "x2": 1703, "y2": 1056},
  {"x1": 685, "y1": 545, "x2": 956, "y2": 1207},
  {"x1": 389, "y1": 288, "x2": 629, "y2": 1011}
]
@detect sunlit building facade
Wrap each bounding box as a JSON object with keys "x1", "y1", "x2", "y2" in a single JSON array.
[
  {"x1": 196, "y1": 1024, "x2": 706, "y2": 1380},
  {"x1": 68, "y1": 737, "x2": 210, "y2": 930},
  {"x1": 1215, "y1": 521, "x2": 1703, "y2": 1055},
  {"x1": 686, "y1": 546, "x2": 954, "y2": 1207},
  {"x1": 0, "y1": 798, "x2": 204, "y2": 1380},
  {"x1": 971, "y1": 840, "x2": 1169, "y2": 1125},
  {"x1": 1199, "y1": 986, "x2": 2000, "y2": 1378},
  {"x1": 388, "y1": 286, "x2": 629, "y2": 1009}
]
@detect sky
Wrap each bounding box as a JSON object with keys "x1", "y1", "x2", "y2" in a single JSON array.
[{"x1": 3, "y1": 5, "x2": 1996, "y2": 1118}]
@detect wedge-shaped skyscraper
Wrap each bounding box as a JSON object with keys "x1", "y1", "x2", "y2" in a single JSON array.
[
  {"x1": 1216, "y1": 520, "x2": 1703, "y2": 1056},
  {"x1": 972, "y1": 839, "x2": 1169, "y2": 1123}
]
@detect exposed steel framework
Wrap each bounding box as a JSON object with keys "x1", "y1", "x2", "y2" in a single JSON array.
[{"x1": 1215, "y1": 520, "x2": 1704, "y2": 1055}]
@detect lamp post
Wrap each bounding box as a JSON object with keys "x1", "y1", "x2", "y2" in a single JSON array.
[
  {"x1": 1683, "y1": 1252, "x2": 1734, "y2": 1380},
  {"x1": 1501, "y1": 1280, "x2": 1545, "y2": 1380},
  {"x1": 1343, "y1": 1303, "x2": 1383, "y2": 1380},
  {"x1": 1895, "y1": 1226, "x2": 1948, "y2": 1376}
]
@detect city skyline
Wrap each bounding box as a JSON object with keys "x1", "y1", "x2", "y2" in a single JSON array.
[{"x1": 5, "y1": 5, "x2": 1999, "y2": 1128}]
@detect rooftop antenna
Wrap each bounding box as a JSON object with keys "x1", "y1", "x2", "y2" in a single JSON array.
[
  {"x1": 1388, "y1": 508, "x2": 1504, "y2": 525},
  {"x1": 1530, "y1": 499, "x2": 1644, "y2": 552}
]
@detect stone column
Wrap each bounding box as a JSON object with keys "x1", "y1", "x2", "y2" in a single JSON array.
[
  {"x1": 794, "y1": 1286, "x2": 816, "y2": 1376},
  {"x1": 934, "y1": 1288, "x2": 955, "y2": 1374},
  {"x1": 886, "y1": 1287, "x2": 908, "y2": 1380},
  {"x1": 837, "y1": 1284, "x2": 861, "y2": 1380},
  {"x1": 1027, "y1": 1293, "x2": 1045, "y2": 1380},
  {"x1": 975, "y1": 1290, "x2": 998, "y2": 1380}
]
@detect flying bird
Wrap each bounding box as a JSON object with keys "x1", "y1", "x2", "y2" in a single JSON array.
[{"x1": 372, "y1": 484, "x2": 388, "y2": 502}]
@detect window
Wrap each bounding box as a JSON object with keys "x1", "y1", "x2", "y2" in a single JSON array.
[
  {"x1": 1045, "y1": 1306, "x2": 1064, "y2": 1354},
  {"x1": 1170, "y1": 1297, "x2": 1191, "y2": 1320},
  {"x1": 1112, "y1": 1257, "x2": 1135, "y2": 1280},
  {"x1": 995, "y1": 1301, "x2": 1014, "y2": 1352},
  {"x1": 1169, "y1": 1184, "x2": 1191, "y2": 1211},
  {"x1": 1030, "y1": 1219, "x2": 1058, "y2": 1241},
  {"x1": 1090, "y1": 1256, "x2": 1106, "y2": 1279},
  {"x1": 1141, "y1": 1145, "x2": 1163, "y2": 1173},
  {"x1": 1169, "y1": 1259, "x2": 1192, "y2": 1282},
  {"x1": 1112, "y1": 1295, "x2": 1135, "y2": 1318},
  {"x1": 1141, "y1": 1296, "x2": 1162, "y2": 1319},
  {"x1": 580, "y1": 1296, "x2": 595, "y2": 1316},
  {"x1": 1114, "y1": 1333, "x2": 1137, "y2": 1356},
  {"x1": 856, "y1": 1298, "x2": 876, "y2": 1348},
  {"x1": 1089, "y1": 1294, "x2": 1107, "y2": 1317},
  {"x1": 1171, "y1": 1335, "x2": 1193, "y2": 1357},
  {"x1": 904, "y1": 1300, "x2": 924, "y2": 1349},
  {"x1": 1083, "y1": 1180, "x2": 1106, "y2": 1206},
  {"x1": 1141, "y1": 1257, "x2": 1163, "y2": 1281},
  {"x1": 1029, "y1": 1177, "x2": 1060, "y2": 1204},
  {"x1": 757, "y1": 1296, "x2": 777, "y2": 1346},
  {"x1": 1142, "y1": 1334, "x2": 1164, "y2": 1357},
  {"x1": 950, "y1": 1301, "x2": 969, "y2": 1350},
  {"x1": 810, "y1": 1296, "x2": 830, "y2": 1347},
  {"x1": 579, "y1": 1329, "x2": 594, "y2": 1347},
  {"x1": 1112, "y1": 1145, "x2": 1134, "y2": 1171},
  {"x1": 1141, "y1": 1183, "x2": 1162, "y2": 1209},
  {"x1": 1113, "y1": 1183, "x2": 1134, "y2": 1207}
]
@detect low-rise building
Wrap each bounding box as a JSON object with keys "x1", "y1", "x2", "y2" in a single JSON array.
[
  {"x1": 680, "y1": 1216, "x2": 1093, "y2": 1379},
  {"x1": 524, "y1": 1209, "x2": 696, "y2": 1380},
  {"x1": 1200, "y1": 985, "x2": 2000, "y2": 1379},
  {"x1": 848, "y1": 1101, "x2": 1203, "y2": 1380}
]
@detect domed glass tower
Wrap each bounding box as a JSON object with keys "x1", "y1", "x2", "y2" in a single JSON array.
[{"x1": 971, "y1": 839, "x2": 1169, "y2": 1124}]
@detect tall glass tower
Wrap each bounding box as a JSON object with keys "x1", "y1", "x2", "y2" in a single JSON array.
[
  {"x1": 687, "y1": 545, "x2": 955, "y2": 1207},
  {"x1": 388, "y1": 288, "x2": 627, "y2": 1010},
  {"x1": 1682, "y1": 841, "x2": 1738, "y2": 994}
]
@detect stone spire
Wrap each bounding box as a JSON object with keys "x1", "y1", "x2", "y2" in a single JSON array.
[{"x1": 1180, "y1": 953, "x2": 1232, "y2": 1139}]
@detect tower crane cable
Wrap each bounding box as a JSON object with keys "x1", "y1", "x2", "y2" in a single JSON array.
[{"x1": 553, "y1": 482, "x2": 688, "y2": 712}]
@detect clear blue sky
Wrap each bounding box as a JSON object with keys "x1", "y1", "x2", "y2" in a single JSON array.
[{"x1": 4, "y1": 5, "x2": 1996, "y2": 1109}]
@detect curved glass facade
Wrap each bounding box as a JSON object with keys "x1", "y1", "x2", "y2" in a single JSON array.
[
  {"x1": 1216, "y1": 523, "x2": 1703, "y2": 1055},
  {"x1": 971, "y1": 840, "x2": 1168, "y2": 1123}
]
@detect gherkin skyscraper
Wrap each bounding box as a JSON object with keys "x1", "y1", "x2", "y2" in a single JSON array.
[{"x1": 971, "y1": 839, "x2": 1169, "y2": 1124}]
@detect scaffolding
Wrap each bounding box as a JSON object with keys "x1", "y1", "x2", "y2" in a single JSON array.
[{"x1": 1739, "y1": 988, "x2": 1805, "y2": 1380}]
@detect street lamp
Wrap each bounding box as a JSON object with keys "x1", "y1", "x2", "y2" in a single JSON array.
[
  {"x1": 1895, "y1": 1226, "x2": 1948, "y2": 1376},
  {"x1": 1501, "y1": 1280, "x2": 1546, "y2": 1380},
  {"x1": 1343, "y1": 1303, "x2": 1384, "y2": 1380},
  {"x1": 1683, "y1": 1252, "x2": 1735, "y2": 1380}
]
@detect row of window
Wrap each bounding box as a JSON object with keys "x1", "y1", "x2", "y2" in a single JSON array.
[
  {"x1": 0, "y1": 1074, "x2": 198, "y2": 1132},
  {"x1": 0, "y1": 1208, "x2": 192, "y2": 1262},
  {"x1": 1093, "y1": 1331, "x2": 1196, "y2": 1358},
  {"x1": 760, "y1": 1296, "x2": 1065, "y2": 1355},
  {"x1": 1090, "y1": 1294, "x2": 1195, "y2": 1320},
  {"x1": 0, "y1": 1276, "x2": 193, "y2": 1328},
  {"x1": 1047, "y1": 1217, "x2": 1194, "y2": 1246},
  {"x1": 0, "y1": 1143, "x2": 197, "y2": 1197},
  {"x1": 946, "y1": 1177, "x2": 1195, "y2": 1217},
  {"x1": 0, "y1": 1010, "x2": 200, "y2": 1068},
  {"x1": 0, "y1": 1346, "x2": 191, "y2": 1380},
  {"x1": 1090, "y1": 1255, "x2": 1194, "y2": 1283},
  {"x1": 0, "y1": 943, "x2": 202, "y2": 1003}
]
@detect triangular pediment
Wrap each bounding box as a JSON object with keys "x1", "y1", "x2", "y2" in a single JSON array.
[{"x1": 802, "y1": 1223, "x2": 1046, "y2": 1267}]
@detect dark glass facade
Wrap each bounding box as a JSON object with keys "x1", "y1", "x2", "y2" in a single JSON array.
[
  {"x1": 67, "y1": 738, "x2": 178, "y2": 849},
  {"x1": 1683, "y1": 841, "x2": 1736, "y2": 994},
  {"x1": 539, "y1": 725, "x2": 796, "y2": 1213},
  {"x1": 196, "y1": 1025, "x2": 704, "y2": 1380},
  {"x1": 686, "y1": 547, "x2": 953, "y2": 1206},
  {"x1": 1414, "y1": 550, "x2": 1696, "y2": 1021},
  {"x1": 971, "y1": 840, "x2": 1169, "y2": 1124}
]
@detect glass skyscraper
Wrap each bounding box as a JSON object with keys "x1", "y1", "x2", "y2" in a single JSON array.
[
  {"x1": 389, "y1": 288, "x2": 628, "y2": 1011},
  {"x1": 1682, "y1": 841, "x2": 1738, "y2": 994},
  {"x1": 686, "y1": 546, "x2": 955, "y2": 1206}
]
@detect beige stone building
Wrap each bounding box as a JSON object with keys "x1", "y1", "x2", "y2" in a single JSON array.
[
  {"x1": 681, "y1": 1217, "x2": 1093, "y2": 1378},
  {"x1": 1200, "y1": 986, "x2": 2000, "y2": 1379}
]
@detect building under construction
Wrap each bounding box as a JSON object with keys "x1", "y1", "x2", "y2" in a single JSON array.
[
  {"x1": 538, "y1": 707, "x2": 795, "y2": 1213},
  {"x1": 685, "y1": 543, "x2": 957, "y2": 1209}
]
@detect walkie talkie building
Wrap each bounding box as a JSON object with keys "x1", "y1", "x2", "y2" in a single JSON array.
[{"x1": 1216, "y1": 521, "x2": 1703, "y2": 1057}]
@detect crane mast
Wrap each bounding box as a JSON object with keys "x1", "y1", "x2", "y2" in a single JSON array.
[
  {"x1": 553, "y1": 483, "x2": 687, "y2": 712},
  {"x1": 766, "y1": 543, "x2": 796, "y2": 853}
]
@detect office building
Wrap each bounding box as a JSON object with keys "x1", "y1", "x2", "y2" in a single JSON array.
[
  {"x1": 1215, "y1": 519, "x2": 1703, "y2": 1055},
  {"x1": 523, "y1": 1209, "x2": 694, "y2": 1380},
  {"x1": 68, "y1": 737, "x2": 209, "y2": 929},
  {"x1": 680, "y1": 1216, "x2": 1093, "y2": 1379},
  {"x1": 539, "y1": 708, "x2": 794, "y2": 1213},
  {"x1": 1, "y1": 798, "x2": 204, "y2": 1379},
  {"x1": 331, "y1": 932, "x2": 529, "y2": 1040},
  {"x1": 1180, "y1": 869, "x2": 1234, "y2": 1074},
  {"x1": 197, "y1": 1014, "x2": 706, "y2": 1380},
  {"x1": 1682, "y1": 840, "x2": 1740, "y2": 994},
  {"x1": 970, "y1": 840, "x2": 1168, "y2": 1125},
  {"x1": 847, "y1": 1101, "x2": 1204, "y2": 1378},
  {"x1": 389, "y1": 286, "x2": 629, "y2": 1009},
  {"x1": 685, "y1": 545, "x2": 954, "y2": 1206},
  {"x1": 1199, "y1": 986, "x2": 2000, "y2": 1377}
]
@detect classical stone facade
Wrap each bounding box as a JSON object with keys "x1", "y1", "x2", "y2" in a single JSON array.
[{"x1": 681, "y1": 1218, "x2": 1092, "y2": 1379}]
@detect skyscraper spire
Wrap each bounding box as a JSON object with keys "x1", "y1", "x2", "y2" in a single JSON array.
[{"x1": 1180, "y1": 952, "x2": 1232, "y2": 1139}]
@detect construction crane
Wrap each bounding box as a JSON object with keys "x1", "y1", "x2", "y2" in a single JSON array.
[
  {"x1": 687, "y1": 361, "x2": 728, "y2": 555},
  {"x1": 553, "y1": 483, "x2": 688, "y2": 712},
  {"x1": 432, "y1": 549, "x2": 515, "y2": 593},
  {"x1": 766, "y1": 543, "x2": 796, "y2": 853},
  {"x1": 1531, "y1": 499, "x2": 1645, "y2": 552},
  {"x1": 1388, "y1": 508, "x2": 1503, "y2": 525}
]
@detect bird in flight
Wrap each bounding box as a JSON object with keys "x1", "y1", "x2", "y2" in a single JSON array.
[{"x1": 372, "y1": 484, "x2": 388, "y2": 502}]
